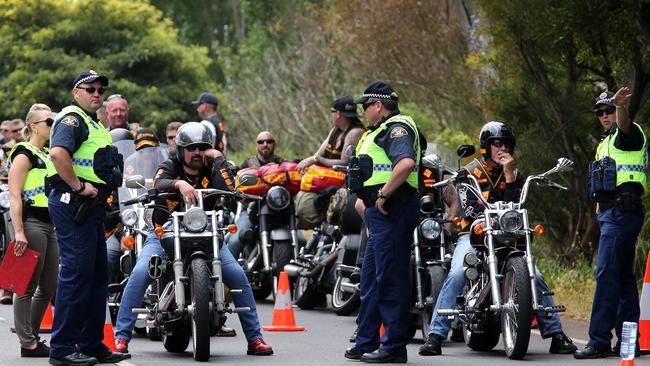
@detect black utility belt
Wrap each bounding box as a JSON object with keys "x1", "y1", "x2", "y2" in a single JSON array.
[
  {"x1": 362, "y1": 185, "x2": 417, "y2": 208},
  {"x1": 599, "y1": 191, "x2": 642, "y2": 212}
]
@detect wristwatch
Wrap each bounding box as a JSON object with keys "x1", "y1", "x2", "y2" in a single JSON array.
[
  {"x1": 74, "y1": 182, "x2": 85, "y2": 194},
  {"x1": 378, "y1": 188, "x2": 389, "y2": 199}
]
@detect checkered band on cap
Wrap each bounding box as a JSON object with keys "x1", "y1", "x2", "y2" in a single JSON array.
[{"x1": 363, "y1": 93, "x2": 397, "y2": 100}]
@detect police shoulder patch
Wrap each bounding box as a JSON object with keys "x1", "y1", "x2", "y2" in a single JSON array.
[
  {"x1": 389, "y1": 126, "x2": 408, "y2": 138},
  {"x1": 60, "y1": 115, "x2": 79, "y2": 127}
]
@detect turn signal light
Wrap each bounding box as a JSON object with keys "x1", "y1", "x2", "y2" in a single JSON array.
[
  {"x1": 122, "y1": 235, "x2": 135, "y2": 250},
  {"x1": 154, "y1": 226, "x2": 164, "y2": 237},
  {"x1": 452, "y1": 217, "x2": 462, "y2": 227},
  {"x1": 534, "y1": 225, "x2": 545, "y2": 235},
  {"x1": 227, "y1": 224, "x2": 238, "y2": 234},
  {"x1": 473, "y1": 224, "x2": 485, "y2": 236}
]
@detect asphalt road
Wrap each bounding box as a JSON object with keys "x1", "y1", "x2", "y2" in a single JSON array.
[{"x1": 0, "y1": 297, "x2": 638, "y2": 366}]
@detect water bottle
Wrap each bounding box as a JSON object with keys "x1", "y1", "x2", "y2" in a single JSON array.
[{"x1": 620, "y1": 321, "x2": 638, "y2": 359}]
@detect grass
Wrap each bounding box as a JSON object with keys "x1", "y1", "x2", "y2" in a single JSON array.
[{"x1": 537, "y1": 258, "x2": 596, "y2": 321}]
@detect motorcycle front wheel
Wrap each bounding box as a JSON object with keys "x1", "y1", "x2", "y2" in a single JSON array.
[
  {"x1": 419, "y1": 265, "x2": 446, "y2": 340},
  {"x1": 501, "y1": 256, "x2": 532, "y2": 360},
  {"x1": 331, "y1": 275, "x2": 360, "y2": 316},
  {"x1": 190, "y1": 258, "x2": 211, "y2": 361},
  {"x1": 272, "y1": 240, "x2": 295, "y2": 298}
]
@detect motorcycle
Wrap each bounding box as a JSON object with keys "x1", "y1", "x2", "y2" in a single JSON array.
[
  {"x1": 125, "y1": 174, "x2": 260, "y2": 361},
  {"x1": 410, "y1": 153, "x2": 456, "y2": 340},
  {"x1": 237, "y1": 175, "x2": 302, "y2": 300},
  {"x1": 286, "y1": 188, "x2": 364, "y2": 311},
  {"x1": 435, "y1": 149, "x2": 573, "y2": 359}
]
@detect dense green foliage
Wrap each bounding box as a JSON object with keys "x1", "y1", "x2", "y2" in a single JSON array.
[{"x1": 0, "y1": 0, "x2": 215, "y2": 129}]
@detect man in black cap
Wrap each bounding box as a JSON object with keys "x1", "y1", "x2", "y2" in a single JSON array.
[
  {"x1": 193, "y1": 92, "x2": 227, "y2": 153},
  {"x1": 47, "y1": 70, "x2": 129, "y2": 366},
  {"x1": 344, "y1": 81, "x2": 423, "y2": 364},
  {"x1": 575, "y1": 86, "x2": 647, "y2": 359}
]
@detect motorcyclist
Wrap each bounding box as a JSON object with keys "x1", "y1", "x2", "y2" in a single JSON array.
[
  {"x1": 227, "y1": 131, "x2": 285, "y2": 258},
  {"x1": 419, "y1": 121, "x2": 576, "y2": 356},
  {"x1": 113, "y1": 122, "x2": 273, "y2": 356}
]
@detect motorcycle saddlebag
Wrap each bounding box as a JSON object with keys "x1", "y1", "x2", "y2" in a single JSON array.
[{"x1": 300, "y1": 165, "x2": 346, "y2": 192}]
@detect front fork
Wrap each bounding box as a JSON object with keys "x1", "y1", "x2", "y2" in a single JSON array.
[
  {"x1": 522, "y1": 213, "x2": 540, "y2": 310},
  {"x1": 172, "y1": 214, "x2": 186, "y2": 311},
  {"x1": 413, "y1": 230, "x2": 425, "y2": 310},
  {"x1": 211, "y1": 213, "x2": 225, "y2": 314},
  {"x1": 259, "y1": 214, "x2": 272, "y2": 273}
]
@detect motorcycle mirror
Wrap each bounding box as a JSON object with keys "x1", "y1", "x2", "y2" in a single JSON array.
[
  {"x1": 421, "y1": 154, "x2": 442, "y2": 169},
  {"x1": 542, "y1": 158, "x2": 574, "y2": 178},
  {"x1": 456, "y1": 145, "x2": 475, "y2": 158},
  {"x1": 238, "y1": 174, "x2": 259, "y2": 187},
  {"x1": 124, "y1": 175, "x2": 146, "y2": 189}
]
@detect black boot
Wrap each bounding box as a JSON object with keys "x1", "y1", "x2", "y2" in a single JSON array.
[
  {"x1": 418, "y1": 334, "x2": 443, "y2": 356},
  {"x1": 574, "y1": 346, "x2": 611, "y2": 359},
  {"x1": 549, "y1": 332, "x2": 577, "y2": 354},
  {"x1": 49, "y1": 352, "x2": 98, "y2": 366}
]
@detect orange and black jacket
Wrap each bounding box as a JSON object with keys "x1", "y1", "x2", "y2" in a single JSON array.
[{"x1": 457, "y1": 158, "x2": 524, "y2": 232}]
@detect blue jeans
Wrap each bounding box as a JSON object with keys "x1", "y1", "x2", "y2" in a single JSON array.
[
  {"x1": 115, "y1": 232, "x2": 263, "y2": 342},
  {"x1": 226, "y1": 211, "x2": 253, "y2": 258},
  {"x1": 106, "y1": 234, "x2": 122, "y2": 281},
  {"x1": 428, "y1": 234, "x2": 562, "y2": 338}
]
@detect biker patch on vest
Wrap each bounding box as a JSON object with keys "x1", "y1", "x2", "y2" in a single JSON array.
[
  {"x1": 60, "y1": 115, "x2": 79, "y2": 127},
  {"x1": 389, "y1": 126, "x2": 408, "y2": 138}
]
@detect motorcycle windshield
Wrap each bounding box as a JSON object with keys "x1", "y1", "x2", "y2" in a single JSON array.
[{"x1": 118, "y1": 146, "x2": 169, "y2": 210}]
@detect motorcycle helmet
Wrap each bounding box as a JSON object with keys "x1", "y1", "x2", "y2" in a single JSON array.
[
  {"x1": 478, "y1": 121, "x2": 516, "y2": 161},
  {"x1": 175, "y1": 122, "x2": 214, "y2": 161},
  {"x1": 109, "y1": 128, "x2": 134, "y2": 143}
]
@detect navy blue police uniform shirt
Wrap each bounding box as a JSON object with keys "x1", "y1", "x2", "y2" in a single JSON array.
[{"x1": 375, "y1": 121, "x2": 417, "y2": 167}]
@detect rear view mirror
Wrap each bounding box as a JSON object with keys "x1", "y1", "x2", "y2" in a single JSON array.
[
  {"x1": 456, "y1": 145, "x2": 475, "y2": 158},
  {"x1": 421, "y1": 154, "x2": 442, "y2": 169},
  {"x1": 125, "y1": 175, "x2": 145, "y2": 189},
  {"x1": 238, "y1": 174, "x2": 259, "y2": 187}
]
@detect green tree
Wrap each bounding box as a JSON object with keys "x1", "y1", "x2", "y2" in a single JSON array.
[
  {"x1": 472, "y1": 0, "x2": 650, "y2": 272},
  {"x1": 0, "y1": 0, "x2": 215, "y2": 130}
]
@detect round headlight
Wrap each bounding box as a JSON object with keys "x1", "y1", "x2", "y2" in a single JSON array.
[
  {"x1": 499, "y1": 210, "x2": 522, "y2": 232},
  {"x1": 266, "y1": 186, "x2": 291, "y2": 211},
  {"x1": 418, "y1": 219, "x2": 442, "y2": 240},
  {"x1": 0, "y1": 191, "x2": 9, "y2": 209},
  {"x1": 183, "y1": 207, "x2": 208, "y2": 233},
  {"x1": 121, "y1": 209, "x2": 138, "y2": 227}
]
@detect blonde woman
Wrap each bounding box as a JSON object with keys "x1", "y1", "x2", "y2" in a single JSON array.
[{"x1": 8, "y1": 104, "x2": 58, "y2": 357}]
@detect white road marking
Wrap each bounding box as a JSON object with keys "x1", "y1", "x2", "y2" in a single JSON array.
[
  {"x1": 532, "y1": 329, "x2": 588, "y2": 345},
  {"x1": 117, "y1": 361, "x2": 137, "y2": 366}
]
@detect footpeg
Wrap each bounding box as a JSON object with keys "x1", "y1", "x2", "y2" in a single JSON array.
[
  {"x1": 543, "y1": 305, "x2": 566, "y2": 314},
  {"x1": 229, "y1": 289, "x2": 243, "y2": 294},
  {"x1": 541, "y1": 291, "x2": 555, "y2": 296},
  {"x1": 229, "y1": 307, "x2": 251, "y2": 313},
  {"x1": 437, "y1": 309, "x2": 459, "y2": 316},
  {"x1": 132, "y1": 308, "x2": 151, "y2": 314}
]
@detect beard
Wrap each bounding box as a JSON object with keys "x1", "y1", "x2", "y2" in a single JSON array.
[{"x1": 184, "y1": 156, "x2": 203, "y2": 170}]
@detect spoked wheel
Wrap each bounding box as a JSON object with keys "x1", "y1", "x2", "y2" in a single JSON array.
[
  {"x1": 419, "y1": 265, "x2": 446, "y2": 340},
  {"x1": 190, "y1": 258, "x2": 211, "y2": 361},
  {"x1": 331, "y1": 275, "x2": 360, "y2": 316},
  {"x1": 501, "y1": 256, "x2": 532, "y2": 360}
]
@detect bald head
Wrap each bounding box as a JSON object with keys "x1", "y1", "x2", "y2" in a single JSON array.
[{"x1": 256, "y1": 131, "x2": 276, "y2": 160}]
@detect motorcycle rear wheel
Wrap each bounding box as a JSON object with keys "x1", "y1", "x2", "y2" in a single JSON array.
[
  {"x1": 419, "y1": 265, "x2": 446, "y2": 340},
  {"x1": 272, "y1": 240, "x2": 295, "y2": 298},
  {"x1": 293, "y1": 275, "x2": 326, "y2": 310},
  {"x1": 331, "y1": 275, "x2": 360, "y2": 316},
  {"x1": 501, "y1": 256, "x2": 532, "y2": 360},
  {"x1": 190, "y1": 258, "x2": 211, "y2": 361}
]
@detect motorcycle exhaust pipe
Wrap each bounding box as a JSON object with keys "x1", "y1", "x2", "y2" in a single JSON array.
[
  {"x1": 283, "y1": 264, "x2": 303, "y2": 277},
  {"x1": 340, "y1": 281, "x2": 359, "y2": 294}
]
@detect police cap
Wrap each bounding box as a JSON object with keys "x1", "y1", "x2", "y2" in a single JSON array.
[
  {"x1": 191, "y1": 92, "x2": 219, "y2": 107},
  {"x1": 593, "y1": 91, "x2": 615, "y2": 109},
  {"x1": 73, "y1": 70, "x2": 109, "y2": 89},
  {"x1": 353, "y1": 81, "x2": 399, "y2": 104}
]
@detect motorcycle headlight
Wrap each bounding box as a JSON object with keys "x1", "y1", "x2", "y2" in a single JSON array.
[
  {"x1": 0, "y1": 191, "x2": 9, "y2": 209},
  {"x1": 418, "y1": 218, "x2": 442, "y2": 240},
  {"x1": 183, "y1": 207, "x2": 208, "y2": 233},
  {"x1": 121, "y1": 209, "x2": 138, "y2": 227},
  {"x1": 499, "y1": 210, "x2": 522, "y2": 232},
  {"x1": 266, "y1": 186, "x2": 291, "y2": 211}
]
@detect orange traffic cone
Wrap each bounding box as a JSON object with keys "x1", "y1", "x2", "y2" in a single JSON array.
[
  {"x1": 531, "y1": 314, "x2": 539, "y2": 329},
  {"x1": 639, "y1": 250, "x2": 650, "y2": 352},
  {"x1": 620, "y1": 359, "x2": 634, "y2": 366},
  {"x1": 102, "y1": 304, "x2": 118, "y2": 351},
  {"x1": 39, "y1": 303, "x2": 54, "y2": 333},
  {"x1": 262, "y1": 272, "x2": 304, "y2": 331}
]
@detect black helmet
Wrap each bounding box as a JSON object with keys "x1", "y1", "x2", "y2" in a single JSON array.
[
  {"x1": 175, "y1": 122, "x2": 214, "y2": 160},
  {"x1": 479, "y1": 121, "x2": 516, "y2": 160},
  {"x1": 109, "y1": 128, "x2": 134, "y2": 143}
]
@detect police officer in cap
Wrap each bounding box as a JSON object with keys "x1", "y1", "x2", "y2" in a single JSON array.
[
  {"x1": 47, "y1": 70, "x2": 129, "y2": 366},
  {"x1": 575, "y1": 87, "x2": 647, "y2": 359},
  {"x1": 344, "y1": 81, "x2": 423, "y2": 364}
]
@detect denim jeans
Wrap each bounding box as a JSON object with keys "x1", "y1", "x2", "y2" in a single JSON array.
[
  {"x1": 428, "y1": 234, "x2": 563, "y2": 338},
  {"x1": 226, "y1": 211, "x2": 253, "y2": 258},
  {"x1": 115, "y1": 232, "x2": 263, "y2": 342},
  {"x1": 106, "y1": 234, "x2": 122, "y2": 281}
]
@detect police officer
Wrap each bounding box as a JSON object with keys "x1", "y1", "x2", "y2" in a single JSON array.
[
  {"x1": 344, "y1": 81, "x2": 422, "y2": 364},
  {"x1": 575, "y1": 87, "x2": 646, "y2": 359},
  {"x1": 47, "y1": 70, "x2": 129, "y2": 366},
  {"x1": 192, "y1": 92, "x2": 227, "y2": 152}
]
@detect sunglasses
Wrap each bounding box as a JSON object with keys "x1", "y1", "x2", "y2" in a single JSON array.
[
  {"x1": 491, "y1": 139, "x2": 512, "y2": 148},
  {"x1": 11, "y1": 128, "x2": 23, "y2": 133},
  {"x1": 186, "y1": 144, "x2": 210, "y2": 152},
  {"x1": 595, "y1": 108, "x2": 615, "y2": 117},
  {"x1": 35, "y1": 118, "x2": 54, "y2": 127},
  {"x1": 362, "y1": 101, "x2": 376, "y2": 111},
  {"x1": 257, "y1": 139, "x2": 275, "y2": 145},
  {"x1": 76, "y1": 86, "x2": 106, "y2": 95}
]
